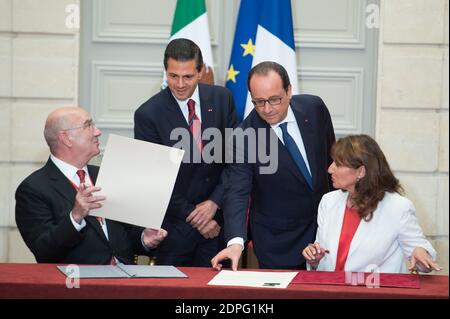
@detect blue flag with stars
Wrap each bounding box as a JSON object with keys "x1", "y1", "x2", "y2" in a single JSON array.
[
  {"x1": 225, "y1": 0, "x2": 258, "y2": 122},
  {"x1": 225, "y1": 0, "x2": 298, "y2": 122}
]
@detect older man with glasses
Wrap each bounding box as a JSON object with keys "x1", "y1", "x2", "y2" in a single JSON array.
[
  {"x1": 15, "y1": 106, "x2": 167, "y2": 265},
  {"x1": 212, "y1": 61, "x2": 336, "y2": 271}
]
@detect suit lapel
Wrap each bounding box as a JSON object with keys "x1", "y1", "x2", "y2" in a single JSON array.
[
  {"x1": 86, "y1": 166, "x2": 110, "y2": 243},
  {"x1": 277, "y1": 137, "x2": 305, "y2": 183},
  {"x1": 328, "y1": 192, "x2": 378, "y2": 269},
  {"x1": 347, "y1": 205, "x2": 380, "y2": 262},
  {"x1": 46, "y1": 159, "x2": 77, "y2": 205},
  {"x1": 292, "y1": 103, "x2": 318, "y2": 190},
  {"x1": 199, "y1": 84, "x2": 216, "y2": 147},
  {"x1": 87, "y1": 165, "x2": 99, "y2": 183},
  {"x1": 47, "y1": 159, "x2": 108, "y2": 244},
  {"x1": 163, "y1": 88, "x2": 190, "y2": 131}
]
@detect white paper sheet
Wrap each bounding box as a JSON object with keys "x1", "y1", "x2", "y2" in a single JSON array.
[
  {"x1": 207, "y1": 270, "x2": 298, "y2": 289},
  {"x1": 90, "y1": 134, "x2": 184, "y2": 229}
]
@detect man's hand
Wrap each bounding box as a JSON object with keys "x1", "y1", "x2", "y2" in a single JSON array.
[
  {"x1": 143, "y1": 228, "x2": 168, "y2": 249},
  {"x1": 211, "y1": 244, "x2": 243, "y2": 271},
  {"x1": 186, "y1": 200, "x2": 218, "y2": 230},
  {"x1": 198, "y1": 220, "x2": 221, "y2": 239},
  {"x1": 72, "y1": 183, "x2": 106, "y2": 224}
]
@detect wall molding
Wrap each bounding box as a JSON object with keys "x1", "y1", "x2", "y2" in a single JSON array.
[
  {"x1": 92, "y1": 0, "x2": 220, "y2": 45},
  {"x1": 298, "y1": 67, "x2": 364, "y2": 134},
  {"x1": 91, "y1": 61, "x2": 163, "y2": 129},
  {"x1": 294, "y1": 0, "x2": 365, "y2": 49}
]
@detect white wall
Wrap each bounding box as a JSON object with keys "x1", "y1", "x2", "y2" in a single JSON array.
[
  {"x1": 376, "y1": 0, "x2": 449, "y2": 274},
  {"x1": 0, "y1": 0, "x2": 80, "y2": 262}
]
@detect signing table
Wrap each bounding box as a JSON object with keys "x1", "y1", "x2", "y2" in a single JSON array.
[{"x1": 0, "y1": 263, "x2": 447, "y2": 299}]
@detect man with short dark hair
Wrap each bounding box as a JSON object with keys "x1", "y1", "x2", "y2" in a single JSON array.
[
  {"x1": 16, "y1": 106, "x2": 167, "y2": 264},
  {"x1": 134, "y1": 38, "x2": 238, "y2": 267},
  {"x1": 212, "y1": 61, "x2": 336, "y2": 270}
]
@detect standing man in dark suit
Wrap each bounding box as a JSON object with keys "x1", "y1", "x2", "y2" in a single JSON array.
[
  {"x1": 134, "y1": 38, "x2": 238, "y2": 267},
  {"x1": 15, "y1": 107, "x2": 167, "y2": 264},
  {"x1": 211, "y1": 61, "x2": 335, "y2": 270}
]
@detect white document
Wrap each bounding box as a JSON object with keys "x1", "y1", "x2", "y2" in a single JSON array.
[
  {"x1": 57, "y1": 264, "x2": 188, "y2": 278},
  {"x1": 207, "y1": 270, "x2": 298, "y2": 289},
  {"x1": 91, "y1": 134, "x2": 184, "y2": 229}
]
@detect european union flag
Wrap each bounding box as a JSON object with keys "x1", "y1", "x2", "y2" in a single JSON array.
[
  {"x1": 225, "y1": 0, "x2": 298, "y2": 122},
  {"x1": 225, "y1": 0, "x2": 258, "y2": 122}
]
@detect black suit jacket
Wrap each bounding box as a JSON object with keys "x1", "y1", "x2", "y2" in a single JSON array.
[
  {"x1": 15, "y1": 159, "x2": 147, "y2": 264},
  {"x1": 223, "y1": 94, "x2": 335, "y2": 268},
  {"x1": 134, "y1": 84, "x2": 238, "y2": 239}
]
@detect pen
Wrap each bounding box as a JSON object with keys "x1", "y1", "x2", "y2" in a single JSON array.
[{"x1": 263, "y1": 282, "x2": 280, "y2": 286}]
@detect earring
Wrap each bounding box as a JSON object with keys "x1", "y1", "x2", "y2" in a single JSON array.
[{"x1": 356, "y1": 176, "x2": 361, "y2": 182}]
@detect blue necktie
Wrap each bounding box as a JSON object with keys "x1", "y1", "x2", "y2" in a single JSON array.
[{"x1": 279, "y1": 122, "x2": 313, "y2": 189}]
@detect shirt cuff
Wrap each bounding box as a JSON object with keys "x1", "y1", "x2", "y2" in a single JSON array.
[
  {"x1": 227, "y1": 237, "x2": 244, "y2": 250},
  {"x1": 70, "y1": 212, "x2": 86, "y2": 231}
]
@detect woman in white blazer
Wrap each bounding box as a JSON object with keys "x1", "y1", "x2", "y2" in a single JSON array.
[{"x1": 302, "y1": 135, "x2": 441, "y2": 274}]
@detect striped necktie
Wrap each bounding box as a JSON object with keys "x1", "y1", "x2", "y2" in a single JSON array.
[{"x1": 187, "y1": 99, "x2": 203, "y2": 153}]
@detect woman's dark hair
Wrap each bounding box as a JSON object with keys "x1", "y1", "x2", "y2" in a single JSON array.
[{"x1": 331, "y1": 134, "x2": 403, "y2": 221}]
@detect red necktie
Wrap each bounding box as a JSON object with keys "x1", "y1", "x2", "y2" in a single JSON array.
[
  {"x1": 77, "y1": 169, "x2": 103, "y2": 225},
  {"x1": 187, "y1": 99, "x2": 203, "y2": 153},
  {"x1": 76, "y1": 169, "x2": 86, "y2": 184},
  {"x1": 76, "y1": 170, "x2": 116, "y2": 265}
]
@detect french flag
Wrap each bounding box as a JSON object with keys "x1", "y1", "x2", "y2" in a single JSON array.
[
  {"x1": 225, "y1": 0, "x2": 298, "y2": 121},
  {"x1": 245, "y1": 0, "x2": 299, "y2": 118}
]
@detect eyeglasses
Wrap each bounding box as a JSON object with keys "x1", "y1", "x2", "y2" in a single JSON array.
[
  {"x1": 251, "y1": 96, "x2": 284, "y2": 108},
  {"x1": 62, "y1": 120, "x2": 96, "y2": 131}
]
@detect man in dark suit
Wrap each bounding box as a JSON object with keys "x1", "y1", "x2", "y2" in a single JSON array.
[
  {"x1": 134, "y1": 38, "x2": 238, "y2": 267},
  {"x1": 15, "y1": 107, "x2": 167, "y2": 264},
  {"x1": 211, "y1": 61, "x2": 335, "y2": 270}
]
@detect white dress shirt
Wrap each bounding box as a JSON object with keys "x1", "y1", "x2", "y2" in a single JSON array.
[
  {"x1": 227, "y1": 105, "x2": 311, "y2": 250},
  {"x1": 172, "y1": 86, "x2": 202, "y2": 124},
  {"x1": 271, "y1": 106, "x2": 311, "y2": 175}
]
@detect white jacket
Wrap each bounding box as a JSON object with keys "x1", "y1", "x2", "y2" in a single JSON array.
[{"x1": 311, "y1": 190, "x2": 437, "y2": 273}]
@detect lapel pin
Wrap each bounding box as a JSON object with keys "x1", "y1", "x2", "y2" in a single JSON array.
[{"x1": 305, "y1": 119, "x2": 309, "y2": 123}]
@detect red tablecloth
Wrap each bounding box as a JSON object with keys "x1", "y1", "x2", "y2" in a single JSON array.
[{"x1": 0, "y1": 263, "x2": 447, "y2": 299}]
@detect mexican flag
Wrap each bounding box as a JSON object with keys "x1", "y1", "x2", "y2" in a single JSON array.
[{"x1": 162, "y1": 0, "x2": 214, "y2": 88}]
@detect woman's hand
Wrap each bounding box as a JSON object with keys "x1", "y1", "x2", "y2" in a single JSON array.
[
  {"x1": 302, "y1": 243, "x2": 329, "y2": 268},
  {"x1": 409, "y1": 247, "x2": 441, "y2": 273}
]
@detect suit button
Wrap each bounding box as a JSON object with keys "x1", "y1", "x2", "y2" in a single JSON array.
[{"x1": 205, "y1": 178, "x2": 210, "y2": 182}]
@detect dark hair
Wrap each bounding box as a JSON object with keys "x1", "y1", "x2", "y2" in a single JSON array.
[
  {"x1": 163, "y1": 38, "x2": 203, "y2": 72},
  {"x1": 331, "y1": 134, "x2": 403, "y2": 221},
  {"x1": 247, "y1": 61, "x2": 291, "y2": 93}
]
